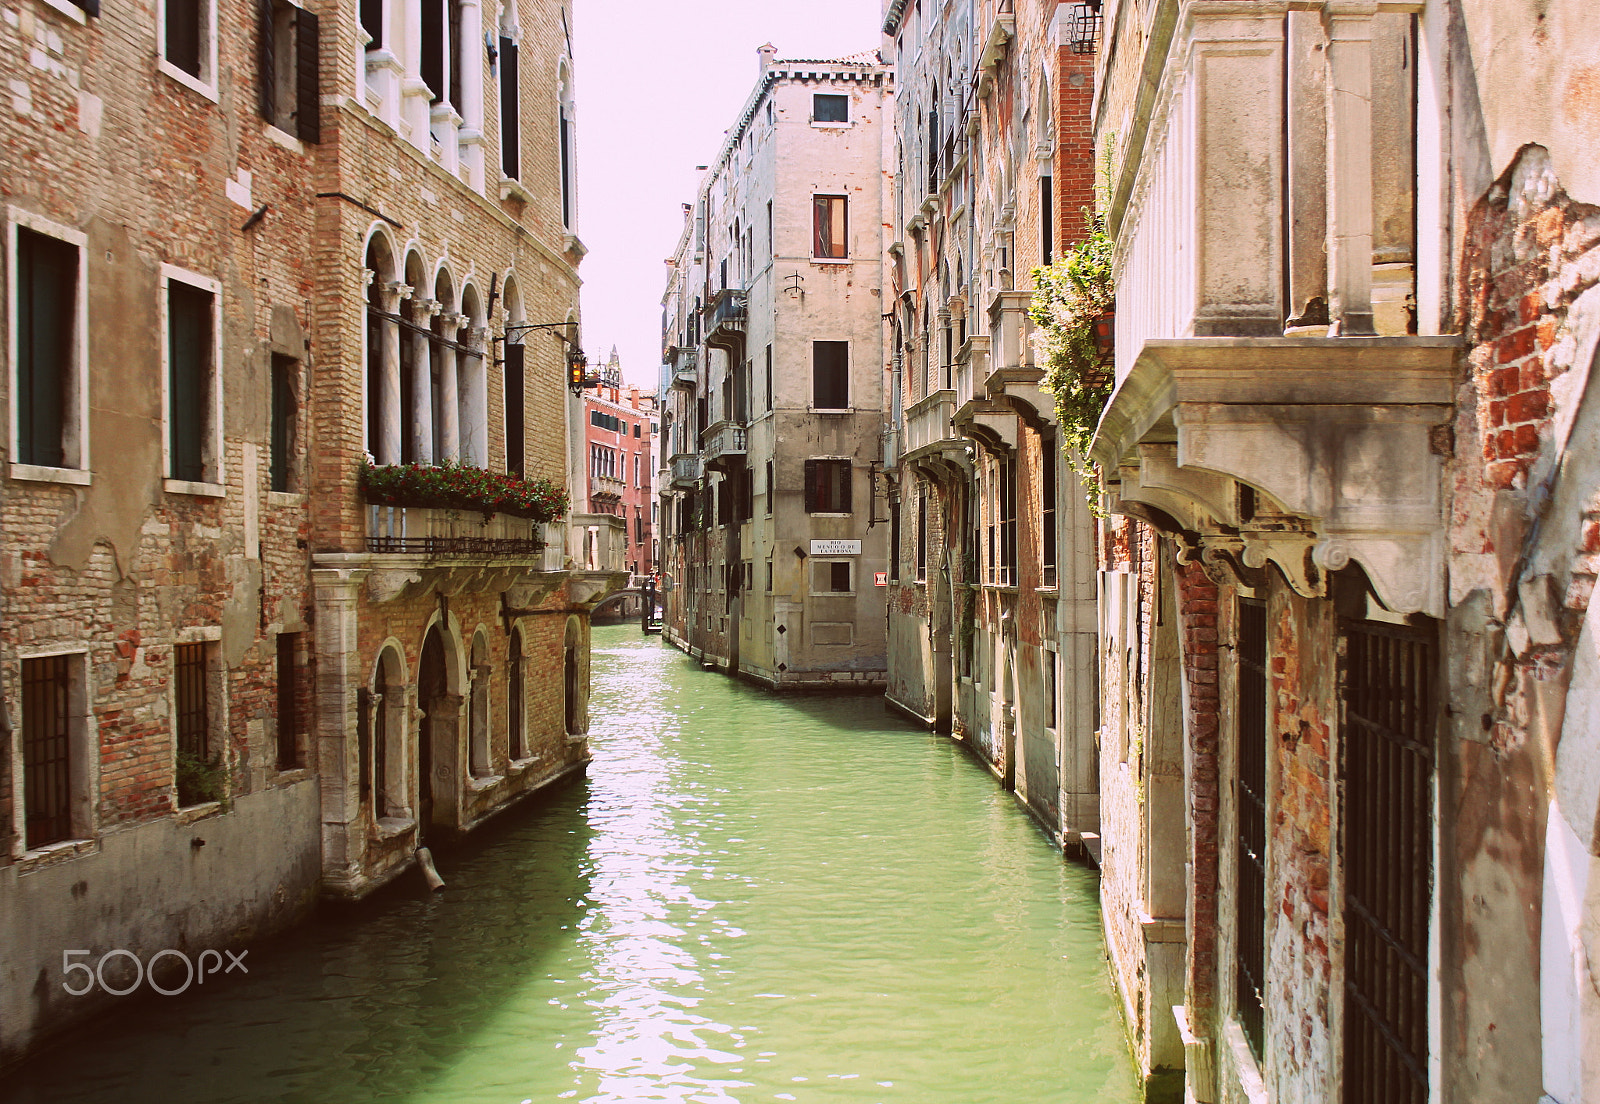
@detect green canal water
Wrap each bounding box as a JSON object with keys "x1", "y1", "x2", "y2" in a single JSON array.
[{"x1": 4, "y1": 626, "x2": 1135, "y2": 1104}]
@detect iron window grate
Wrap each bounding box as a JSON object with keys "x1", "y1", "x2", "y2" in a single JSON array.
[
  {"x1": 1340, "y1": 618, "x2": 1435, "y2": 1104},
  {"x1": 23, "y1": 655, "x2": 72, "y2": 849},
  {"x1": 1235, "y1": 597, "x2": 1269, "y2": 1059}
]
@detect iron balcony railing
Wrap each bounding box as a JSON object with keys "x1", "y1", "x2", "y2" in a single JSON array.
[{"x1": 366, "y1": 505, "x2": 547, "y2": 557}]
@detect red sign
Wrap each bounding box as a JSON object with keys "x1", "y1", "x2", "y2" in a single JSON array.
[{"x1": 874, "y1": 571, "x2": 888, "y2": 587}]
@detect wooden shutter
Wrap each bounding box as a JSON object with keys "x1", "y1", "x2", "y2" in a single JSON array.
[
  {"x1": 812, "y1": 341, "x2": 848, "y2": 409},
  {"x1": 166, "y1": 0, "x2": 203, "y2": 77},
  {"x1": 504, "y1": 343, "x2": 525, "y2": 477},
  {"x1": 421, "y1": 0, "x2": 443, "y2": 101},
  {"x1": 296, "y1": 6, "x2": 320, "y2": 142},
  {"x1": 16, "y1": 229, "x2": 73, "y2": 469},
  {"x1": 168, "y1": 283, "x2": 211, "y2": 482},
  {"x1": 837, "y1": 461, "x2": 852, "y2": 515},
  {"x1": 499, "y1": 38, "x2": 519, "y2": 178},
  {"x1": 447, "y1": 0, "x2": 462, "y2": 109},
  {"x1": 803, "y1": 459, "x2": 820, "y2": 513},
  {"x1": 258, "y1": 0, "x2": 275, "y2": 123}
]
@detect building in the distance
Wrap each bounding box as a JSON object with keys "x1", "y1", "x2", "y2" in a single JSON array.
[
  {"x1": 658, "y1": 45, "x2": 892, "y2": 689},
  {"x1": 583, "y1": 350, "x2": 658, "y2": 583}
]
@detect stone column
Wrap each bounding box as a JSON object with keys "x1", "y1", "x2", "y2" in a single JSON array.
[
  {"x1": 411, "y1": 298, "x2": 440, "y2": 463},
  {"x1": 458, "y1": 0, "x2": 486, "y2": 190},
  {"x1": 1185, "y1": 2, "x2": 1288, "y2": 336},
  {"x1": 400, "y1": 0, "x2": 431, "y2": 152},
  {"x1": 1324, "y1": 1, "x2": 1377, "y2": 335},
  {"x1": 438, "y1": 312, "x2": 462, "y2": 460},
  {"x1": 1285, "y1": 11, "x2": 1329, "y2": 332},
  {"x1": 461, "y1": 326, "x2": 489, "y2": 466},
  {"x1": 380, "y1": 281, "x2": 409, "y2": 465},
  {"x1": 312, "y1": 566, "x2": 370, "y2": 892},
  {"x1": 1370, "y1": 11, "x2": 1416, "y2": 335}
]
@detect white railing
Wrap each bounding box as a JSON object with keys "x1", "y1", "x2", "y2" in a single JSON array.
[
  {"x1": 702, "y1": 420, "x2": 747, "y2": 462},
  {"x1": 987, "y1": 290, "x2": 1033, "y2": 373},
  {"x1": 670, "y1": 454, "x2": 702, "y2": 487}
]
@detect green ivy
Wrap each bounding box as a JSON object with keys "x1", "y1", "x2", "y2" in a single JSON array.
[
  {"x1": 176, "y1": 749, "x2": 227, "y2": 807},
  {"x1": 1029, "y1": 211, "x2": 1115, "y2": 504},
  {"x1": 360, "y1": 460, "x2": 569, "y2": 522}
]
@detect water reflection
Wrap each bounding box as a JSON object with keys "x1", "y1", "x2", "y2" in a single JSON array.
[{"x1": 3, "y1": 628, "x2": 1134, "y2": 1104}]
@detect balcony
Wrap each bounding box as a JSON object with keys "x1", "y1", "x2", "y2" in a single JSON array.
[
  {"x1": 704, "y1": 288, "x2": 747, "y2": 341},
  {"x1": 701, "y1": 420, "x2": 747, "y2": 468},
  {"x1": 669, "y1": 453, "x2": 702, "y2": 488},
  {"x1": 1083, "y1": 7, "x2": 1462, "y2": 617},
  {"x1": 569, "y1": 513, "x2": 627, "y2": 574},
  {"x1": 670, "y1": 346, "x2": 698, "y2": 390},
  {"x1": 366, "y1": 505, "x2": 546, "y2": 558}
]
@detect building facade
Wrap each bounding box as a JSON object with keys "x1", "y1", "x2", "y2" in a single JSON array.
[
  {"x1": 0, "y1": 0, "x2": 615, "y2": 1062},
  {"x1": 879, "y1": 0, "x2": 1101, "y2": 855},
  {"x1": 1086, "y1": 1, "x2": 1600, "y2": 1102},
  {"x1": 658, "y1": 47, "x2": 893, "y2": 690},
  {"x1": 582, "y1": 351, "x2": 657, "y2": 582}
]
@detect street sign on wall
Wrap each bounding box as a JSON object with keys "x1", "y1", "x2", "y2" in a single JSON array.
[
  {"x1": 810, "y1": 539, "x2": 862, "y2": 555},
  {"x1": 874, "y1": 572, "x2": 888, "y2": 586}
]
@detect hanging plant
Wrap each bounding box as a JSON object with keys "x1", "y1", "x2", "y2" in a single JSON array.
[
  {"x1": 1030, "y1": 210, "x2": 1115, "y2": 503},
  {"x1": 360, "y1": 460, "x2": 569, "y2": 522}
]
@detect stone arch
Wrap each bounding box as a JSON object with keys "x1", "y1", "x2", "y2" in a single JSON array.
[
  {"x1": 563, "y1": 615, "x2": 588, "y2": 736},
  {"x1": 416, "y1": 612, "x2": 464, "y2": 837},
  {"x1": 366, "y1": 641, "x2": 409, "y2": 819},
  {"x1": 364, "y1": 227, "x2": 402, "y2": 463},
  {"x1": 507, "y1": 622, "x2": 527, "y2": 760},
  {"x1": 467, "y1": 627, "x2": 492, "y2": 777}
]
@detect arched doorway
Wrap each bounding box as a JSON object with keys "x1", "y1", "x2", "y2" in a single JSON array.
[
  {"x1": 563, "y1": 617, "x2": 585, "y2": 736},
  {"x1": 417, "y1": 626, "x2": 452, "y2": 838}
]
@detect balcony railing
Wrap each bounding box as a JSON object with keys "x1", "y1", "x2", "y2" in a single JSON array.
[
  {"x1": 904, "y1": 389, "x2": 959, "y2": 457},
  {"x1": 701, "y1": 420, "x2": 747, "y2": 464},
  {"x1": 704, "y1": 288, "x2": 748, "y2": 339},
  {"x1": 669, "y1": 453, "x2": 702, "y2": 488},
  {"x1": 670, "y1": 346, "x2": 698, "y2": 389},
  {"x1": 366, "y1": 505, "x2": 547, "y2": 557}
]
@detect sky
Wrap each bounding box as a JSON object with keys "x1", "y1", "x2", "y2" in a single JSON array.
[{"x1": 572, "y1": 0, "x2": 887, "y2": 388}]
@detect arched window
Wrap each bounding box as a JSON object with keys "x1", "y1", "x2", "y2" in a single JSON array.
[
  {"x1": 459, "y1": 283, "x2": 488, "y2": 466},
  {"x1": 364, "y1": 233, "x2": 398, "y2": 463},
  {"x1": 402, "y1": 251, "x2": 429, "y2": 464},
  {"x1": 557, "y1": 61, "x2": 575, "y2": 230},
  {"x1": 468, "y1": 631, "x2": 490, "y2": 777},
  {"x1": 431, "y1": 268, "x2": 457, "y2": 461},
  {"x1": 508, "y1": 628, "x2": 525, "y2": 760},
  {"x1": 501, "y1": 275, "x2": 525, "y2": 476},
  {"x1": 364, "y1": 645, "x2": 407, "y2": 819}
]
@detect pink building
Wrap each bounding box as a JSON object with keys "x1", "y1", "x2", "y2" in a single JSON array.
[{"x1": 583, "y1": 350, "x2": 658, "y2": 577}]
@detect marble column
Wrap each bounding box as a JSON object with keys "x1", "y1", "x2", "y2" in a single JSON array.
[
  {"x1": 379, "y1": 281, "x2": 409, "y2": 465},
  {"x1": 1324, "y1": 1, "x2": 1377, "y2": 336},
  {"x1": 411, "y1": 298, "x2": 440, "y2": 463},
  {"x1": 438, "y1": 312, "x2": 462, "y2": 460}
]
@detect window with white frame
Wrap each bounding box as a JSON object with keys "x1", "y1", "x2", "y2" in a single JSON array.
[
  {"x1": 259, "y1": 0, "x2": 321, "y2": 142},
  {"x1": 499, "y1": 31, "x2": 521, "y2": 179},
  {"x1": 8, "y1": 212, "x2": 88, "y2": 479},
  {"x1": 162, "y1": 266, "x2": 223, "y2": 490},
  {"x1": 812, "y1": 194, "x2": 848, "y2": 259},
  {"x1": 159, "y1": 0, "x2": 217, "y2": 96},
  {"x1": 811, "y1": 340, "x2": 849, "y2": 409},
  {"x1": 813, "y1": 93, "x2": 849, "y2": 124},
  {"x1": 811, "y1": 559, "x2": 853, "y2": 594}
]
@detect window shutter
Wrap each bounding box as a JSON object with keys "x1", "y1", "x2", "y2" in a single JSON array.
[
  {"x1": 17, "y1": 230, "x2": 73, "y2": 469},
  {"x1": 503, "y1": 343, "x2": 525, "y2": 477},
  {"x1": 447, "y1": 0, "x2": 462, "y2": 109},
  {"x1": 499, "y1": 37, "x2": 519, "y2": 178},
  {"x1": 296, "y1": 7, "x2": 321, "y2": 143},
  {"x1": 168, "y1": 283, "x2": 211, "y2": 483},
  {"x1": 258, "y1": 0, "x2": 275, "y2": 124},
  {"x1": 838, "y1": 462, "x2": 852, "y2": 515},
  {"x1": 803, "y1": 459, "x2": 819, "y2": 513}
]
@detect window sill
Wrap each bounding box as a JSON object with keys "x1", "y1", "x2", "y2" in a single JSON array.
[
  {"x1": 1221, "y1": 1020, "x2": 1268, "y2": 1104},
  {"x1": 273, "y1": 766, "x2": 311, "y2": 785},
  {"x1": 11, "y1": 463, "x2": 90, "y2": 486},
  {"x1": 16, "y1": 837, "x2": 96, "y2": 873},
  {"x1": 375, "y1": 815, "x2": 416, "y2": 840},
  {"x1": 810, "y1": 121, "x2": 853, "y2": 129},
  {"x1": 807, "y1": 512, "x2": 853, "y2": 518},
  {"x1": 263, "y1": 124, "x2": 305, "y2": 153},
  {"x1": 175, "y1": 801, "x2": 224, "y2": 825},
  {"x1": 467, "y1": 772, "x2": 502, "y2": 793},
  {"x1": 564, "y1": 732, "x2": 587, "y2": 746},
  {"x1": 158, "y1": 59, "x2": 219, "y2": 103},
  {"x1": 807, "y1": 407, "x2": 854, "y2": 415},
  {"x1": 165, "y1": 478, "x2": 226, "y2": 498},
  {"x1": 809, "y1": 592, "x2": 857, "y2": 598},
  {"x1": 35, "y1": 0, "x2": 86, "y2": 24},
  {"x1": 499, "y1": 177, "x2": 533, "y2": 203},
  {"x1": 810, "y1": 257, "x2": 852, "y2": 265},
  {"x1": 266, "y1": 491, "x2": 308, "y2": 508}
]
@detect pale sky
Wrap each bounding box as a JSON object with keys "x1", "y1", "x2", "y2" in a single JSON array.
[{"x1": 573, "y1": 0, "x2": 887, "y2": 388}]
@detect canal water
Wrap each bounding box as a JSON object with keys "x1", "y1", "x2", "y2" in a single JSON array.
[{"x1": 4, "y1": 626, "x2": 1135, "y2": 1104}]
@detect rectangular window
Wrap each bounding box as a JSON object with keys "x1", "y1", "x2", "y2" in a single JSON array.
[
  {"x1": 804, "y1": 458, "x2": 851, "y2": 514},
  {"x1": 1040, "y1": 174, "x2": 1054, "y2": 266},
  {"x1": 275, "y1": 633, "x2": 300, "y2": 769},
  {"x1": 813, "y1": 93, "x2": 849, "y2": 123},
  {"x1": 765, "y1": 460, "x2": 774, "y2": 515},
  {"x1": 811, "y1": 340, "x2": 849, "y2": 409},
  {"x1": 164, "y1": 269, "x2": 220, "y2": 486},
  {"x1": 1046, "y1": 650, "x2": 1059, "y2": 729},
  {"x1": 504, "y1": 342, "x2": 525, "y2": 477},
  {"x1": 174, "y1": 642, "x2": 219, "y2": 807},
  {"x1": 764, "y1": 343, "x2": 773, "y2": 411},
  {"x1": 1235, "y1": 598, "x2": 1269, "y2": 1059},
  {"x1": 633, "y1": 422, "x2": 641, "y2": 438},
  {"x1": 161, "y1": 0, "x2": 215, "y2": 93},
  {"x1": 812, "y1": 560, "x2": 852, "y2": 593},
  {"x1": 765, "y1": 557, "x2": 773, "y2": 592},
  {"x1": 13, "y1": 223, "x2": 83, "y2": 471},
  {"x1": 499, "y1": 36, "x2": 520, "y2": 178},
  {"x1": 508, "y1": 631, "x2": 525, "y2": 760},
  {"x1": 360, "y1": 0, "x2": 382, "y2": 49},
  {"x1": 560, "y1": 105, "x2": 573, "y2": 228},
  {"x1": 270, "y1": 353, "x2": 297, "y2": 493},
  {"x1": 22, "y1": 654, "x2": 83, "y2": 850},
  {"x1": 812, "y1": 194, "x2": 848, "y2": 259},
  {"x1": 1041, "y1": 434, "x2": 1057, "y2": 588},
  {"x1": 259, "y1": 0, "x2": 321, "y2": 142},
  {"x1": 889, "y1": 499, "x2": 901, "y2": 581},
  {"x1": 998, "y1": 456, "x2": 1017, "y2": 586}
]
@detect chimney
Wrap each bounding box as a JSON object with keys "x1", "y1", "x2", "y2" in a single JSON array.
[{"x1": 758, "y1": 43, "x2": 777, "y2": 74}]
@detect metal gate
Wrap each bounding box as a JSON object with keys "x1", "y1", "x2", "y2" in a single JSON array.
[
  {"x1": 1340, "y1": 619, "x2": 1435, "y2": 1104},
  {"x1": 22, "y1": 655, "x2": 71, "y2": 849},
  {"x1": 1235, "y1": 598, "x2": 1268, "y2": 1058}
]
